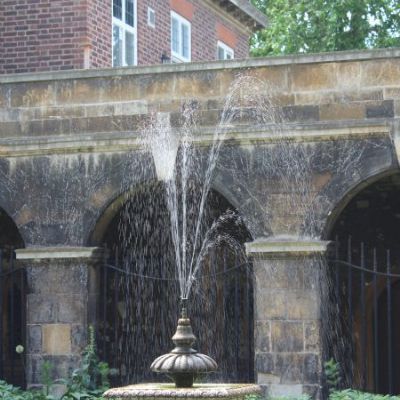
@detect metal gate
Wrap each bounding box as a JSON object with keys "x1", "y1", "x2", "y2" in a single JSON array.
[
  {"x1": 0, "y1": 248, "x2": 26, "y2": 388},
  {"x1": 97, "y1": 248, "x2": 254, "y2": 385},
  {"x1": 329, "y1": 237, "x2": 400, "y2": 394}
]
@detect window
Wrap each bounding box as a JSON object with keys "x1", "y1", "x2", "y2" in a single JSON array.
[
  {"x1": 112, "y1": 0, "x2": 137, "y2": 67},
  {"x1": 148, "y1": 7, "x2": 155, "y2": 28},
  {"x1": 217, "y1": 41, "x2": 234, "y2": 60},
  {"x1": 171, "y1": 11, "x2": 191, "y2": 62}
]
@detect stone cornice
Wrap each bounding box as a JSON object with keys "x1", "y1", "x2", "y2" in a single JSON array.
[
  {"x1": 15, "y1": 246, "x2": 104, "y2": 261},
  {"x1": 207, "y1": 0, "x2": 267, "y2": 32},
  {"x1": 0, "y1": 122, "x2": 391, "y2": 157},
  {"x1": 246, "y1": 236, "x2": 331, "y2": 258}
]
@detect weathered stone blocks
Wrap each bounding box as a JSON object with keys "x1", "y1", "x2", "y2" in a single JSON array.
[
  {"x1": 42, "y1": 324, "x2": 71, "y2": 355},
  {"x1": 16, "y1": 247, "x2": 103, "y2": 385},
  {"x1": 247, "y1": 238, "x2": 329, "y2": 397}
]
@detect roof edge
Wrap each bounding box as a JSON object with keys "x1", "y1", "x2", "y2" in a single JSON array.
[
  {"x1": 211, "y1": 0, "x2": 267, "y2": 31},
  {"x1": 228, "y1": 0, "x2": 267, "y2": 29}
]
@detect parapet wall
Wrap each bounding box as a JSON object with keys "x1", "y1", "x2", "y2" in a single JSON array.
[{"x1": 0, "y1": 48, "x2": 399, "y2": 157}]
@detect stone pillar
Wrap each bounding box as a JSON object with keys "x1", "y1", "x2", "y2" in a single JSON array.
[
  {"x1": 15, "y1": 247, "x2": 104, "y2": 388},
  {"x1": 246, "y1": 237, "x2": 330, "y2": 399}
]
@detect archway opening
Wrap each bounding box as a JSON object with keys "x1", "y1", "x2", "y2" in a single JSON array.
[
  {"x1": 91, "y1": 182, "x2": 254, "y2": 385},
  {"x1": 327, "y1": 172, "x2": 400, "y2": 394},
  {"x1": 0, "y1": 208, "x2": 25, "y2": 387}
]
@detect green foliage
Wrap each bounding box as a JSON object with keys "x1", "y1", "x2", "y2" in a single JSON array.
[
  {"x1": 0, "y1": 326, "x2": 112, "y2": 400},
  {"x1": 0, "y1": 379, "x2": 56, "y2": 400},
  {"x1": 244, "y1": 394, "x2": 311, "y2": 400},
  {"x1": 269, "y1": 396, "x2": 311, "y2": 400},
  {"x1": 250, "y1": 0, "x2": 400, "y2": 56},
  {"x1": 329, "y1": 389, "x2": 400, "y2": 400},
  {"x1": 324, "y1": 358, "x2": 342, "y2": 392},
  {"x1": 245, "y1": 394, "x2": 262, "y2": 400},
  {"x1": 59, "y1": 326, "x2": 113, "y2": 399},
  {"x1": 41, "y1": 361, "x2": 54, "y2": 396}
]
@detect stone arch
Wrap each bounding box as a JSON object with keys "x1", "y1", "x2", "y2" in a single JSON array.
[
  {"x1": 87, "y1": 176, "x2": 257, "y2": 246},
  {"x1": 86, "y1": 179, "x2": 159, "y2": 246},
  {"x1": 87, "y1": 179, "x2": 255, "y2": 385},
  {"x1": 322, "y1": 164, "x2": 400, "y2": 393},
  {"x1": 322, "y1": 167, "x2": 398, "y2": 240}
]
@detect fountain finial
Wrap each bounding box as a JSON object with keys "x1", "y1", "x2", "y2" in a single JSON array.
[{"x1": 150, "y1": 298, "x2": 218, "y2": 388}]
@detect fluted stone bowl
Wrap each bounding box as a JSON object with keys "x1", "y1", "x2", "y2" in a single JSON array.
[{"x1": 151, "y1": 352, "x2": 217, "y2": 374}]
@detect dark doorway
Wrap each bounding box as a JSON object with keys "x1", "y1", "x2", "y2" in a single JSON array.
[
  {"x1": 377, "y1": 279, "x2": 400, "y2": 394},
  {"x1": 328, "y1": 173, "x2": 400, "y2": 394},
  {"x1": 0, "y1": 209, "x2": 26, "y2": 388},
  {"x1": 93, "y1": 183, "x2": 254, "y2": 385}
]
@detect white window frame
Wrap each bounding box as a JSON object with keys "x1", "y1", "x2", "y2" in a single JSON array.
[
  {"x1": 112, "y1": 0, "x2": 137, "y2": 67},
  {"x1": 147, "y1": 7, "x2": 155, "y2": 28},
  {"x1": 217, "y1": 41, "x2": 234, "y2": 60},
  {"x1": 171, "y1": 11, "x2": 191, "y2": 63}
]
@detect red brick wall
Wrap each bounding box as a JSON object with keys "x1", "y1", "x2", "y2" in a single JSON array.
[
  {"x1": 137, "y1": 0, "x2": 249, "y2": 65},
  {"x1": 87, "y1": 0, "x2": 112, "y2": 68},
  {"x1": 0, "y1": 0, "x2": 251, "y2": 74},
  {"x1": 0, "y1": 0, "x2": 89, "y2": 74},
  {"x1": 137, "y1": 0, "x2": 170, "y2": 65},
  {"x1": 190, "y1": 2, "x2": 249, "y2": 62}
]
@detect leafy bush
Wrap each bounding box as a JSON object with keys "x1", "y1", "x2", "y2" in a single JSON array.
[
  {"x1": 0, "y1": 326, "x2": 112, "y2": 400},
  {"x1": 324, "y1": 358, "x2": 342, "y2": 392},
  {"x1": 245, "y1": 394, "x2": 311, "y2": 400},
  {"x1": 60, "y1": 326, "x2": 112, "y2": 399},
  {"x1": 330, "y1": 389, "x2": 400, "y2": 400}
]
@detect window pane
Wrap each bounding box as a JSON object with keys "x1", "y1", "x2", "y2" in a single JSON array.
[
  {"x1": 113, "y1": 24, "x2": 123, "y2": 66},
  {"x1": 125, "y1": 31, "x2": 135, "y2": 65},
  {"x1": 125, "y1": 0, "x2": 134, "y2": 27},
  {"x1": 218, "y1": 47, "x2": 225, "y2": 60},
  {"x1": 226, "y1": 52, "x2": 232, "y2": 60},
  {"x1": 181, "y1": 23, "x2": 189, "y2": 58},
  {"x1": 171, "y1": 17, "x2": 179, "y2": 53},
  {"x1": 113, "y1": 0, "x2": 122, "y2": 19}
]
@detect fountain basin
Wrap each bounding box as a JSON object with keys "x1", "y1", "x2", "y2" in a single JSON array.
[{"x1": 104, "y1": 383, "x2": 262, "y2": 400}]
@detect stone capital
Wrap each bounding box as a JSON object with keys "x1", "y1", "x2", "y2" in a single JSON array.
[
  {"x1": 245, "y1": 236, "x2": 331, "y2": 259},
  {"x1": 15, "y1": 246, "x2": 105, "y2": 263}
]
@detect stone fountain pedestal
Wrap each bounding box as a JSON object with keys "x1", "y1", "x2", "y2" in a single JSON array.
[{"x1": 104, "y1": 383, "x2": 262, "y2": 400}]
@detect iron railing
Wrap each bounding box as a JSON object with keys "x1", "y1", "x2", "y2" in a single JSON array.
[{"x1": 328, "y1": 237, "x2": 400, "y2": 394}]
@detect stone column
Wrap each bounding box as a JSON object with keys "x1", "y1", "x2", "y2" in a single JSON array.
[
  {"x1": 15, "y1": 247, "x2": 104, "y2": 389},
  {"x1": 246, "y1": 237, "x2": 330, "y2": 399}
]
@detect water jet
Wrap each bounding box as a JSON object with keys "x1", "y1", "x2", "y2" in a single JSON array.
[{"x1": 104, "y1": 78, "x2": 262, "y2": 399}]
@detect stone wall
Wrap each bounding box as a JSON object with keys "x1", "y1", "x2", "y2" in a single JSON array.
[{"x1": 0, "y1": 49, "x2": 399, "y2": 395}]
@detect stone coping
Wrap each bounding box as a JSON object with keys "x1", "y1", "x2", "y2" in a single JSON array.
[
  {"x1": 104, "y1": 383, "x2": 262, "y2": 399},
  {"x1": 15, "y1": 246, "x2": 104, "y2": 261},
  {"x1": 1, "y1": 48, "x2": 400, "y2": 84},
  {"x1": 246, "y1": 236, "x2": 331, "y2": 257}
]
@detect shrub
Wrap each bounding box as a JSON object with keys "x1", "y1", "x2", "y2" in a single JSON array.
[
  {"x1": 330, "y1": 389, "x2": 400, "y2": 400},
  {"x1": 0, "y1": 326, "x2": 112, "y2": 400}
]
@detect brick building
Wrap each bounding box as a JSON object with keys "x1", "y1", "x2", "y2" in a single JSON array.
[{"x1": 0, "y1": 0, "x2": 266, "y2": 74}]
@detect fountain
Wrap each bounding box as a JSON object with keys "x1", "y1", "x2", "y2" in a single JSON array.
[
  {"x1": 150, "y1": 298, "x2": 217, "y2": 388},
  {"x1": 104, "y1": 78, "x2": 262, "y2": 399}
]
